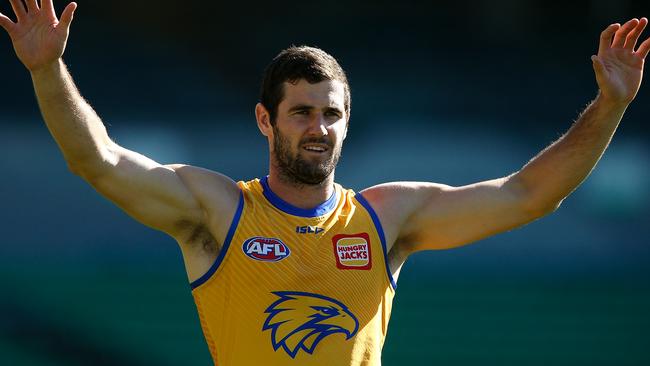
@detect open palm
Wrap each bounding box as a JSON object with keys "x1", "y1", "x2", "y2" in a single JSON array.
[
  {"x1": 0, "y1": 0, "x2": 77, "y2": 71},
  {"x1": 592, "y1": 18, "x2": 650, "y2": 105}
]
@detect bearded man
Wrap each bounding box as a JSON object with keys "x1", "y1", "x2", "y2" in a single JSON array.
[{"x1": 1, "y1": 0, "x2": 649, "y2": 365}]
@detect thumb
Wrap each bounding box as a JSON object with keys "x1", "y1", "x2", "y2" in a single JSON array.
[
  {"x1": 59, "y1": 2, "x2": 77, "y2": 30},
  {"x1": 0, "y1": 13, "x2": 15, "y2": 34},
  {"x1": 591, "y1": 55, "x2": 607, "y2": 86}
]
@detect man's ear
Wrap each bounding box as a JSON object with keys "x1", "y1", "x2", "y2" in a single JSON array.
[{"x1": 256, "y1": 103, "x2": 272, "y2": 137}]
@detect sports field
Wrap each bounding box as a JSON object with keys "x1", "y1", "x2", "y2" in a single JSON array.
[{"x1": 1, "y1": 262, "x2": 648, "y2": 365}]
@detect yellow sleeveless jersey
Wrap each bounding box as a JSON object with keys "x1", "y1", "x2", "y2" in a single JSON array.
[{"x1": 190, "y1": 177, "x2": 397, "y2": 366}]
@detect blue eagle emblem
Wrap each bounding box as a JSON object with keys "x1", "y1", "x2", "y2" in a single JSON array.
[{"x1": 262, "y1": 291, "x2": 359, "y2": 358}]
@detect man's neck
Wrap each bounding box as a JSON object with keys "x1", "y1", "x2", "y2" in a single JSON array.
[{"x1": 266, "y1": 169, "x2": 336, "y2": 210}]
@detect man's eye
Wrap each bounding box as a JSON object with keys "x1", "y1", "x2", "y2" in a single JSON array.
[
  {"x1": 295, "y1": 110, "x2": 309, "y2": 115},
  {"x1": 325, "y1": 111, "x2": 341, "y2": 118}
]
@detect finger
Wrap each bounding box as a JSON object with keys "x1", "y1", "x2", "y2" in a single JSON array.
[
  {"x1": 0, "y1": 12, "x2": 16, "y2": 33},
  {"x1": 625, "y1": 17, "x2": 647, "y2": 50},
  {"x1": 8, "y1": 0, "x2": 27, "y2": 20},
  {"x1": 41, "y1": 0, "x2": 54, "y2": 14},
  {"x1": 612, "y1": 19, "x2": 639, "y2": 48},
  {"x1": 25, "y1": 0, "x2": 39, "y2": 13},
  {"x1": 599, "y1": 24, "x2": 620, "y2": 53},
  {"x1": 58, "y1": 2, "x2": 76, "y2": 29},
  {"x1": 637, "y1": 36, "x2": 650, "y2": 60}
]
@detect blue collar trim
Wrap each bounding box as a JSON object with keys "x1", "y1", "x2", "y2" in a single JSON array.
[{"x1": 260, "y1": 176, "x2": 338, "y2": 218}]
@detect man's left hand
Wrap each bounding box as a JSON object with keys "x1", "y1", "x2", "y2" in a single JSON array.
[{"x1": 592, "y1": 17, "x2": 649, "y2": 106}]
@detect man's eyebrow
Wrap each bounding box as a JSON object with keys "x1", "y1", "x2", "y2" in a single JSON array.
[
  {"x1": 287, "y1": 104, "x2": 314, "y2": 112},
  {"x1": 287, "y1": 104, "x2": 344, "y2": 114},
  {"x1": 324, "y1": 106, "x2": 343, "y2": 113}
]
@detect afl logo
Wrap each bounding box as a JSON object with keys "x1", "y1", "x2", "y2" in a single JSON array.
[{"x1": 243, "y1": 237, "x2": 291, "y2": 262}]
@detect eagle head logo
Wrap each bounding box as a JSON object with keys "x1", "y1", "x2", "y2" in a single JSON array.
[{"x1": 262, "y1": 291, "x2": 359, "y2": 358}]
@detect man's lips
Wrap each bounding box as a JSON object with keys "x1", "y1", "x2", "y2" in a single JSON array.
[{"x1": 302, "y1": 143, "x2": 329, "y2": 153}]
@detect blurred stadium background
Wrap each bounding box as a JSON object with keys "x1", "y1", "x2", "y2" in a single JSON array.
[{"x1": 1, "y1": 0, "x2": 650, "y2": 364}]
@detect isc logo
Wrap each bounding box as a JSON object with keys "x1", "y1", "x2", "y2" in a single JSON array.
[
  {"x1": 296, "y1": 225, "x2": 324, "y2": 234},
  {"x1": 242, "y1": 237, "x2": 291, "y2": 262}
]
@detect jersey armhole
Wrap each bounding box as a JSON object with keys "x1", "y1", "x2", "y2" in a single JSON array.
[
  {"x1": 355, "y1": 193, "x2": 397, "y2": 291},
  {"x1": 190, "y1": 189, "x2": 244, "y2": 290}
]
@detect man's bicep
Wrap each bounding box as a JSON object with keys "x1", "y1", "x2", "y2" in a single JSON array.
[
  {"x1": 396, "y1": 177, "x2": 546, "y2": 252},
  {"x1": 83, "y1": 144, "x2": 204, "y2": 237}
]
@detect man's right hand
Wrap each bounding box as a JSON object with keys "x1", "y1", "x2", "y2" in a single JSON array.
[{"x1": 0, "y1": 0, "x2": 77, "y2": 71}]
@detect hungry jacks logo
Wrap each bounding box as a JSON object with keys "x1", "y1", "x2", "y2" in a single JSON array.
[{"x1": 332, "y1": 233, "x2": 371, "y2": 270}]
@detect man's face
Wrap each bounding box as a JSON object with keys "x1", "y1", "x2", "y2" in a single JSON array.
[{"x1": 271, "y1": 79, "x2": 348, "y2": 185}]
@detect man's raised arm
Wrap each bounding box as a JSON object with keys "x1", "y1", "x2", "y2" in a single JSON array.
[
  {"x1": 516, "y1": 18, "x2": 649, "y2": 210},
  {"x1": 0, "y1": 1, "x2": 238, "y2": 241},
  {"x1": 362, "y1": 18, "x2": 649, "y2": 255}
]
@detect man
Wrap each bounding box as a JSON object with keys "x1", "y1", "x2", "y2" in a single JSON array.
[{"x1": 1, "y1": 0, "x2": 648, "y2": 365}]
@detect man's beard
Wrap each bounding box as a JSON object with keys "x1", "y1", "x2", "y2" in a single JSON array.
[{"x1": 272, "y1": 125, "x2": 341, "y2": 186}]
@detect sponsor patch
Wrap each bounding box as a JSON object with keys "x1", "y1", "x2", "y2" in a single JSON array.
[
  {"x1": 332, "y1": 233, "x2": 371, "y2": 270},
  {"x1": 242, "y1": 237, "x2": 290, "y2": 262}
]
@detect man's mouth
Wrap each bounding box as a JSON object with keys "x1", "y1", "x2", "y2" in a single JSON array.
[{"x1": 302, "y1": 144, "x2": 329, "y2": 153}]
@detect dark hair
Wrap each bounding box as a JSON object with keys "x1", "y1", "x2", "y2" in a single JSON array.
[{"x1": 260, "y1": 46, "x2": 351, "y2": 124}]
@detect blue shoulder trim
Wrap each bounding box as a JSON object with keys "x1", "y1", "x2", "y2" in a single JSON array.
[
  {"x1": 190, "y1": 189, "x2": 244, "y2": 290},
  {"x1": 355, "y1": 193, "x2": 397, "y2": 290},
  {"x1": 260, "y1": 176, "x2": 338, "y2": 218}
]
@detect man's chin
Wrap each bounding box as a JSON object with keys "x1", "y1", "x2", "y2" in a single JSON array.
[
  {"x1": 292, "y1": 167, "x2": 334, "y2": 186},
  {"x1": 277, "y1": 151, "x2": 338, "y2": 185}
]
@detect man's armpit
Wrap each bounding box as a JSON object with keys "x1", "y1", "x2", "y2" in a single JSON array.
[{"x1": 175, "y1": 219, "x2": 219, "y2": 255}]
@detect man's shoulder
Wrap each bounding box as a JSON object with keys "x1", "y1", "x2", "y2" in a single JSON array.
[
  {"x1": 356, "y1": 181, "x2": 449, "y2": 234},
  {"x1": 169, "y1": 164, "x2": 241, "y2": 217},
  {"x1": 170, "y1": 164, "x2": 238, "y2": 190},
  {"x1": 358, "y1": 181, "x2": 446, "y2": 205}
]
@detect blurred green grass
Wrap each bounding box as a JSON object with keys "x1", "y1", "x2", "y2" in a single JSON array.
[
  {"x1": 1, "y1": 265, "x2": 648, "y2": 365},
  {"x1": 385, "y1": 278, "x2": 650, "y2": 365}
]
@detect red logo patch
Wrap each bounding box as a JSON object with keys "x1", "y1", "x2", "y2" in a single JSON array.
[{"x1": 332, "y1": 233, "x2": 372, "y2": 270}]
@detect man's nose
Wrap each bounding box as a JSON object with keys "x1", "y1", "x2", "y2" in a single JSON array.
[{"x1": 306, "y1": 113, "x2": 328, "y2": 136}]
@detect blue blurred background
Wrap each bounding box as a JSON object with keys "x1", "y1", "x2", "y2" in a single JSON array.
[{"x1": 1, "y1": 0, "x2": 650, "y2": 365}]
